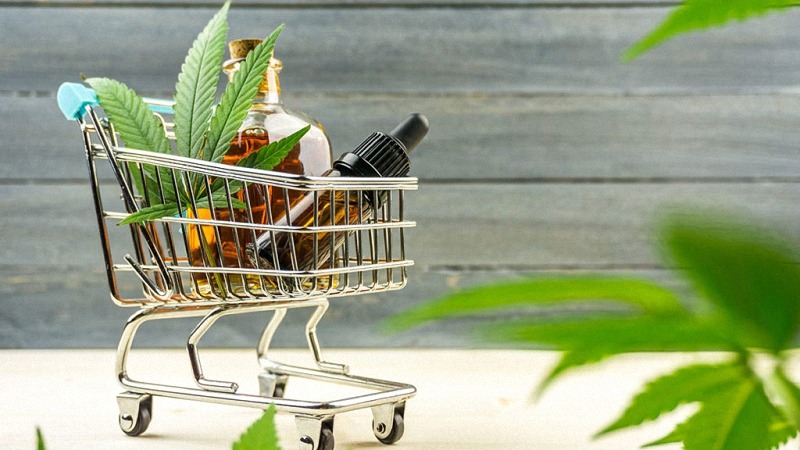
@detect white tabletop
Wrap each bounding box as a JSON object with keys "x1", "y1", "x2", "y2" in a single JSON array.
[{"x1": 0, "y1": 348, "x2": 774, "y2": 449}]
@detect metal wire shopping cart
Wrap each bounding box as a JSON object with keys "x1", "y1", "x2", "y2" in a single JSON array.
[{"x1": 57, "y1": 82, "x2": 417, "y2": 450}]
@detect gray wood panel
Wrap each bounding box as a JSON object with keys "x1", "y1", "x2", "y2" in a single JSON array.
[
  {"x1": 3, "y1": 0, "x2": 799, "y2": 349},
  {"x1": 0, "y1": 266, "x2": 480, "y2": 348},
  {"x1": 8, "y1": 93, "x2": 800, "y2": 181},
  {"x1": 409, "y1": 182, "x2": 800, "y2": 268},
  {"x1": 4, "y1": 183, "x2": 800, "y2": 269},
  {"x1": 3, "y1": 6, "x2": 800, "y2": 94},
  {"x1": 0, "y1": 266, "x2": 692, "y2": 348}
]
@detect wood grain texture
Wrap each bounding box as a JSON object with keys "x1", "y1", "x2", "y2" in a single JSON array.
[
  {"x1": 3, "y1": 6, "x2": 800, "y2": 94},
  {"x1": 0, "y1": 264, "x2": 694, "y2": 348},
  {"x1": 8, "y1": 93, "x2": 800, "y2": 181},
  {"x1": 3, "y1": 0, "x2": 800, "y2": 349},
  {"x1": 4, "y1": 183, "x2": 799, "y2": 270}
]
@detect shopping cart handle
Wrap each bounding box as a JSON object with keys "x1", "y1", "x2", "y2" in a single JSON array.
[
  {"x1": 57, "y1": 82, "x2": 175, "y2": 121},
  {"x1": 57, "y1": 82, "x2": 99, "y2": 120},
  {"x1": 141, "y1": 97, "x2": 175, "y2": 116}
]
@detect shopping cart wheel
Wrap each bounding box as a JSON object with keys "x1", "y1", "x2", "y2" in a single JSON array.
[
  {"x1": 273, "y1": 380, "x2": 287, "y2": 398},
  {"x1": 297, "y1": 415, "x2": 334, "y2": 450},
  {"x1": 258, "y1": 372, "x2": 288, "y2": 398},
  {"x1": 117, "y1": 392, "x2": 152, "y2": 437},
  {"x1": 372, "y1": 403, "x2": 405, "y2": 445},
  {"x1": 317, "y1": 427, "x2": 335, "y2": 450}
]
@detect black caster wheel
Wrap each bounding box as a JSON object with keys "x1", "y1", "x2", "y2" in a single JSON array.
[
  {"x1": 273, "y1": 378, "x2": 287, "y2": 398},
  {"x1": 319, "y1": 427, "x2": 335, "y2": 450},
  {"x1": 118, "y1": 393, "x2": 152, "y2": 437},
  {"x1": 300, "y1": 424, "x2": 334, "y2": 450},
  {"x1": 374, "y1": 411, "x2": 404, "y2": 445}
]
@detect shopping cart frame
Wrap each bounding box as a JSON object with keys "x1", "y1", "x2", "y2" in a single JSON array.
[{"x1": 58, "y1": 83, "x2": 417, "y2": 450}]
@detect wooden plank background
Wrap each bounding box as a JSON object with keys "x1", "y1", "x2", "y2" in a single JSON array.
[{"x1": 2, "y1": 0, "x2": 799, "y2": 348}]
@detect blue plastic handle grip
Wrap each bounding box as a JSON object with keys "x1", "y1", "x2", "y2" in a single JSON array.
[
  {"x1": 57, "y1": 82, "x2": 175, "y2": 120},
  {"x1": 57, "y1": 82, "x2": 98, "y2": 120},
  {"x1": 142, "y1": 98, "x2": 175, "y2": 116}
]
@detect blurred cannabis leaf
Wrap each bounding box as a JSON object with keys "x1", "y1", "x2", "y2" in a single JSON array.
[
  {"x1": 624, "y1": 0, "x2": 796, "y2": 61},
  {"x1": 387, "y1": 212, "x2": 800, "y2": 449},
  {"x1": 233, "y1": 406, "x2": 281, "y2": 450},
  {"x1": 36, "y1": 427, "x2": 45, "y2": 450}
]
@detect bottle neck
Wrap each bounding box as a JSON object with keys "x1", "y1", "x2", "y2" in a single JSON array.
[
  {"x1": 224, "y1": 63, "x2": 282, "y2": 105},
  {"x1": 257, "y1": 66, "x2": 281, "y2": 105}
]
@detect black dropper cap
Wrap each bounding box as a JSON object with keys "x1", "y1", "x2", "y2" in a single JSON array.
[
  {"x1": 333, "y1": 113, "x2": 429, "y2": 206},
  {"x1": 334, "y1": 113, "x2": 429, "y2": 177},
  {"x1": 390, "y1": 113, "x2": 430, "y2": 156}
]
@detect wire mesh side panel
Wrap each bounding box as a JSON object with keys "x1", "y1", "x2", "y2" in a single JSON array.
[{"x1": 87, "y1": 136, "x2": 415, "y2": 307}]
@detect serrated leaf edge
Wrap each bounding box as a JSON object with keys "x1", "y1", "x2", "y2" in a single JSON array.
[
  {"x1": 236, "y1": 125, "x2": 310, "y2": 170},
  {"x1": 623, "y1": 0, "x2": 795, "y2": 61},
  {"x1": 232, "y1": 405, "x2": 280, "y2": 450},
  {"x1": 205, "y1": 24, "x2": 284, "y2": 164},
  {"x1": 173, "y1": 1, "x2": 230, "y2": 159},
  {"x1": 84, "y1": 77, "x2": 171, "y2": 154},
  {"x1": 596, "y1": 362, "x2": 743, "y2": 437}
]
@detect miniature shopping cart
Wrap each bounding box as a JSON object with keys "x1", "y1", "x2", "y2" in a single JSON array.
[{"x1": 57, "y1": 82, "x2": 417, "y2": 450}]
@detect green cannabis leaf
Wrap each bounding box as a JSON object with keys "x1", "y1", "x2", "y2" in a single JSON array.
[
  {"x1": 623, "y1": 0, "x2": 795, "y2": 61},
  {"x1": 389, "y1": 211, "x2": 800, "y2": 449},
  {"x1": 663, "y1": 214, "x2": 800, "y2": 352},
  {"x1": 84, "y1": 76, "x2": 176, "y2": 203},
  {"x1": 597, "y1": 362, "x2": 746, "y2": 437},
  {"x1": 174, "y1": 1, "x2": 230, "y2": 159},
  {"x1": 208, "y1": 124, "x2": 309, "y2": 194},
  {"x1": 85, "y1": 3, "x2": 303, "y2": 227},
  {"x1": 36, "y1": 427, "x2": 45, "y2": 450},
  {"x1": 236, "y1": 125, "x2": 309, "y2": 171},
  {"x1": 384, "y1": 277, "x2": 686, "y2": 332},
  {"x1": 489, "y1": 315, "x2": 737, "y2": 392},
  {"x1": 232, "y1": 406, "x2": 281, "y2": 450},
  {"x1": 771, "y1": 368, "x2": 800, "y2": 427},
  {"x1": 641, "y1": 376, "x2": 792, "y2": 450},
  {"x1": 83, "y1": 77, "x2": 171, "y2": 155},
  {"x1": 118, "y1": 202, "x2": 181, "y2": 226},
  {"x1": 205, "y1": 25, "x2": 285, "y2": 164},
  {"x1": 119, "y1": 184, "x2": 248, "y2": 225}
]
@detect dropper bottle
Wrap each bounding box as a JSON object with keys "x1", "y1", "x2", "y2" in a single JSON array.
[{"x1": 245, "y1": 113, "x2": 430, "y2": 276}]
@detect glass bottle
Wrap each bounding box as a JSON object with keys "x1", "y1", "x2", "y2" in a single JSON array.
[
  {"x1": 189, "y1": 39, "x2": 333, "y2": 296},
  {"x1": 245, "y1": 114, "x2": 429, "y2": 285}
]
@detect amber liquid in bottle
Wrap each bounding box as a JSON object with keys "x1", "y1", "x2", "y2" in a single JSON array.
[
  {"x1": 189, "y1": 40, "x2": 333, "y2": 296},
  {"x1": 188, "y1": 128, "x2": 271, "y2": 296},
  {"x1": 246, "y1": 170, "x2": 371, "y2": 276},
  {"x1": 190, "y1": 126, "x2": 334, "y2": 295}
]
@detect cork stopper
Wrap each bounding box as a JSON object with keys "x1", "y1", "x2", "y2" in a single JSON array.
[
  {"x1": 228, "y1": 38, "x2": 263, "y2": 61},
  {"x1": 223, "y1": 38, "x2": 282, "y2": 72},
  {"x1": 222, "y1": 38, "x2": 283, "y2": 95}
]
